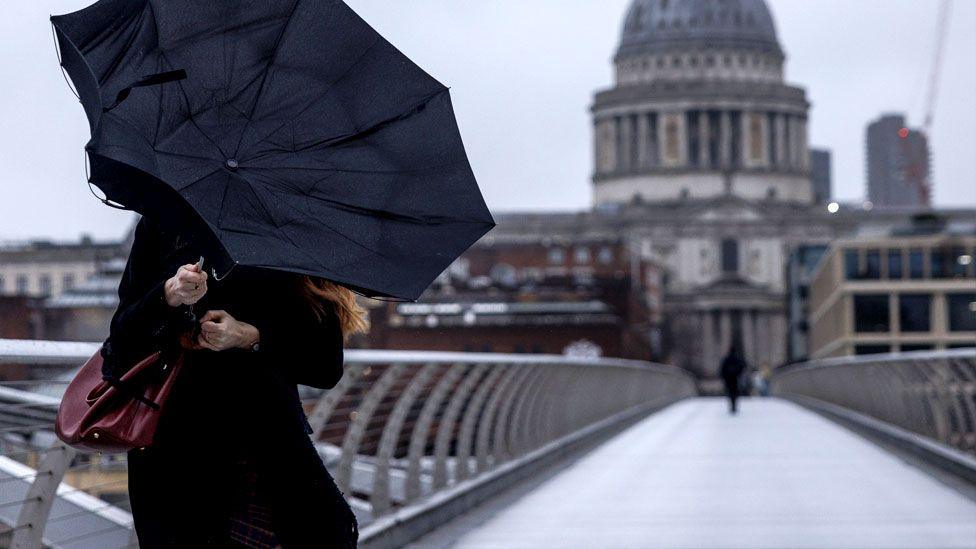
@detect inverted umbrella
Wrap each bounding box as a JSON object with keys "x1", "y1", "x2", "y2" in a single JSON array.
[{"x1": 52, "y1": 0, "x2": 494, "y2": 301}]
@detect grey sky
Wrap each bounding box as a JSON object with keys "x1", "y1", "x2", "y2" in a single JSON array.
[{"x1": 1, "y1": 0, "x2": 973, "y2": 242}]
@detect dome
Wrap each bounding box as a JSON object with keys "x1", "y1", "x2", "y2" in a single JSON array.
[{"x1": 617, "y1": 0, "x2": 782, "y2": 59}]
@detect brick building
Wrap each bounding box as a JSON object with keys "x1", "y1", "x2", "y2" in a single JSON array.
[{"x1": 362, "y1": 235, "x2": 664, "y2": 361}]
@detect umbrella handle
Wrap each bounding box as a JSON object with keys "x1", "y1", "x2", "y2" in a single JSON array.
[{"x1": 210, "y1": 261, "x2": 239, "y2": 282}]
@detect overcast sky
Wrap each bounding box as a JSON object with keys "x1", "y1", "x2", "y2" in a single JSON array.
[{"x1": 1, "y1": 0, "x2": 973, "y2": 242}]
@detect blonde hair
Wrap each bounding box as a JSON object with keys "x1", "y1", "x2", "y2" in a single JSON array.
[{"x1": 300, "y1": 277, "x2": 370, "y2": 339}]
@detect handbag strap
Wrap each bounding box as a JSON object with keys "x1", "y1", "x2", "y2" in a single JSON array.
[{"x1": 101, "y1": 375, "x2": 162, "y2": 411}]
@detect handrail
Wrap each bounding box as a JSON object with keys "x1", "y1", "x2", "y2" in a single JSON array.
[
  {"x1": 771, "y1": 349, "x2": 976, "y2": 458},
  {"x1": 0, "y1": 338, "x2": 697, "y2": 547},
  {"x1": 775, "y1": 348, "x2": 976, "y2": 375},
  {"x1": 0, "y1": 338, "x2": 674, "y2": 372}
]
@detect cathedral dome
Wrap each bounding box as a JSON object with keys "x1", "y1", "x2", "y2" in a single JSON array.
[{"x1": 617, "y1": 0, "x2": 782, "y2": 59}]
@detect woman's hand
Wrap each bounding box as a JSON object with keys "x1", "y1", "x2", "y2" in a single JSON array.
[
  {"x1": 197, "y1": 310, "x2": 260, "y2": 352},
  {"x1": 164, "y1": 263, "x2": 208, "y2": 307}
]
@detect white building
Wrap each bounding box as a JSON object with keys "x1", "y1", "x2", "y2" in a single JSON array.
[{"x1": 485, "y1": 0, "x2": 974, "y2": 379}]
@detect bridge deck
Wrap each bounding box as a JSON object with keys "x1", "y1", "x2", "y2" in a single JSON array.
[{"x1": 446, "y1": 398, "x2": 976, "y2": 549}]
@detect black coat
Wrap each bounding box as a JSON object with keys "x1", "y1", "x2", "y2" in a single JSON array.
[
  {"x1": 103, "y1": 217, "x2": 357, "y2": 547},
  {"x1": 720, "y1": 353, "x2": 746, "y2": 384}
]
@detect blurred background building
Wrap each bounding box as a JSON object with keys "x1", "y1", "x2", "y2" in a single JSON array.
[
  {"x1": 809, "y1": 148, "x2": 832, "y2": 205},
  {"x1": 808, "y1": 214, "x2": 975, "y2": 358},
  {"x1": 866, "y1": 113, "x2": 932, "y2": 209},
  {"x1": 1, "y1": 0, "x2": 973, "y2": 384}
]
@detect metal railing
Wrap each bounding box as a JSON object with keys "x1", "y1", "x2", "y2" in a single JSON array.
[
  {"x1": 0, "y1": 339, "x2": 696, "y2": 547},
  {"x1": 771, "y1": 349, "x2": 976, "y2": 457}
]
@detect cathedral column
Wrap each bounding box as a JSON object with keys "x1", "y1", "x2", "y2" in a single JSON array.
[
  {"x1": 797, "y1": 116, "x2": 809, "y2": 170},
  {"x1": 719, "y1": 310, "x2": 732, "y2": 357},
  {"x1": 742, "y1": 309, "x2": 755, "y2": 366},
  {"x1": 775, "y1": 113, "x2": 787, "y2": 169},
  {"x1": 619, "y1": 115, "x2": 633, "y2": 172},
  {"x1": 757, "y1": 312, "x2": 772, "y2": 366},
  {"x1": 601, "y1": 117, "x2": 619, "y2": 173},
  {"x1": 739, "y1": 111, "x2": 751, "y2": 168},
  {"x1": 786, "y1": 115, "x2": 798, "y2": 169},
  {"x1": 594, "y1": 119, "x2": 605, "y2": 173},
  {"x1": 698, "y1": 110, "x2": 710, "y2": 168},
  {"x1": 770, "y1": 312, "x2": 787, "y2": 366},
  {"x1": 719, "y1": 111, "x2": 732, "y2": 169},
  {"x1": 636, "y1": 112, "x2": 650, "y2": 169},
  {"x1": 702, "y1": 310, "x2": 716, "y2": 375}
]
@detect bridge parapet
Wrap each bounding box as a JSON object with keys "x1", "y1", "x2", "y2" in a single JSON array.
[
  {"x1": 771, "y1": 349, "x2": 976, "y2": 457},
  {"x1": 0, "y1": 339, "x2": 697, "y2": 547}
]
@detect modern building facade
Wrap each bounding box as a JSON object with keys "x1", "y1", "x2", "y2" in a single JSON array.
[
  {"x1": 808, "y1": 217, "x2": 976, "y2": 358},
  {"x1": 866, "y1": 113, "x2": 931, "y2": 208}
]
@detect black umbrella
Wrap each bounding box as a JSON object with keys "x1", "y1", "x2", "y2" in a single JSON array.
[{"x1": 52, "y1": 0, "x2": 494, "y2": 301}]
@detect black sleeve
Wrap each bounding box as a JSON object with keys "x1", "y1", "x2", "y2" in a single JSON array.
[
  {"x1": 100, "y1": 218, "x2": 185, "y2": 378},
  {"x1": 249, "y1": 277, "x2": 345, "y2": 390}
]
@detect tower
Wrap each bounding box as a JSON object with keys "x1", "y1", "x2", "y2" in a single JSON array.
[{"x1": 592, "y1": 0, "x2": 813, "y2": 207}]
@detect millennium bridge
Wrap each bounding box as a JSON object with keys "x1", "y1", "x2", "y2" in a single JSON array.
[{"x1": 1, "y1": 340, "x2": 974, "y2": 548}]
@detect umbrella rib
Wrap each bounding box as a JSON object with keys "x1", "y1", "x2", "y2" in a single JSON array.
[
  {"x1": 98, "y1": 4, "x2": 151, "y2": 97},
  {"x1": 215, "y1": 171, "x2": 233, "y2": 241},
  {"x1": 158, "y1": 50, "x2": 228, "y2": 159},
  {"x1": 240, "y1": 183, "x2": 349, "y2": 275},
  {"x1": 173, "y1": 168, "x2": 222, "y2": 193},
  {"x1": 249, "y1": 177, "x2": 394, "y2": 261},
  {"x1": 250, "y1": 89, "x2": 447, "y2": 159},
  {"x1": 243, "y1": 162, "x2": 465, "y2": 176},
  {"x1": 231, "y1": 0, "x2": 304, "y2": 159},
  {"x1": 237, "y1": 36, "x2": 384, "y2": 160}
]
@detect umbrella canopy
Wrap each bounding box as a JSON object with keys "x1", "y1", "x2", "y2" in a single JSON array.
[{"x1": 52, "y1": 0, "x2": 494, "y2": 301}]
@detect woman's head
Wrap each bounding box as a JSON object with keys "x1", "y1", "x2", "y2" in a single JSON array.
[{"x1": 300, "y1": 277, "x2": 369, "y2": 340}]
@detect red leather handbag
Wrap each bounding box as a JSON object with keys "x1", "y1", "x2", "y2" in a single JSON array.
[{"x1": 55, "y1": 349, "x2": 185, "y2": 454}]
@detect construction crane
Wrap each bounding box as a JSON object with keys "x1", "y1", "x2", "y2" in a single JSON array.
[{"x1": 902, "y1": 0, "x2": 952, "y2": 205}]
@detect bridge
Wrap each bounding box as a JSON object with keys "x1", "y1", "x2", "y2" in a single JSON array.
[{"x1": 1, "y1": 340, "x2": 974, "y2": 548}]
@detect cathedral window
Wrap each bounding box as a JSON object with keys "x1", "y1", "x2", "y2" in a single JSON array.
[
  {"x1": 749, "y1": 113, "x2": 764, "y2": 162},
  {"x1": 665, "y1": 116, "x2": 680, "y2": 162},
  {"x1": 721, "y1": 240, "x2": 740, "y2": 274}
]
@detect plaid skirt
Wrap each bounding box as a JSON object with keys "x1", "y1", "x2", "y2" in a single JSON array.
[{"x1": 227, "y1": 457, "x2": 281, "y2": 549}]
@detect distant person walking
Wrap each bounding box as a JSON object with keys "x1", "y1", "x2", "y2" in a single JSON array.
[{"x1": 720, "y1": 346, "x2": 748, "y2": 414}]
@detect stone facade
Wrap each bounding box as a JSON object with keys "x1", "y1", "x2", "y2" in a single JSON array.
[
  {"x1": 481, "y1": 0, "x2": 973, "y2": 378},
  {"x1": 593, "y1": 0, "x2": 811, "y2": 207}
]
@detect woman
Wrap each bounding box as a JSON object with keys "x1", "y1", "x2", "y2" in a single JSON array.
[{"x1": 101, "y1": 215, "x2": 366, "y2": 547}]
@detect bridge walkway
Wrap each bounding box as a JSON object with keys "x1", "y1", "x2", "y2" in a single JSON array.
[{"x1": 419, "y1": 398, "x2": 976, "y2": 549}]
